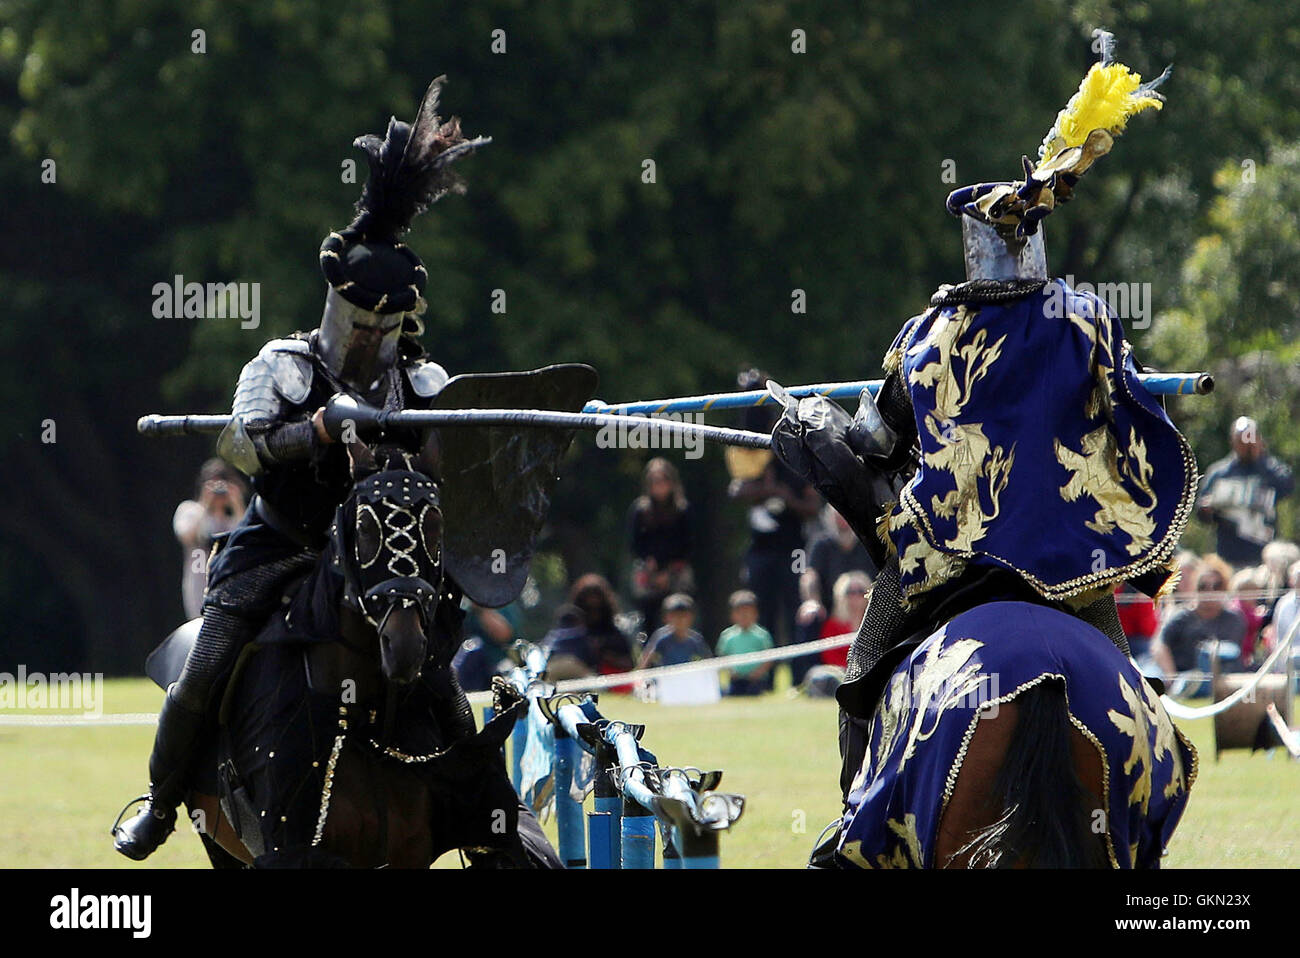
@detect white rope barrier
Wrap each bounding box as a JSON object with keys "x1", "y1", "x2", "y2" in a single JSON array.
[
  {"x1": 1265, "y1": 704, "x2": 1300, "y2": 758},
  {"x1": 1158, "y1": 618, "x2": 1296, "y2": 720},
  {"x1": 3, "y1": 617, "x2": 1294, "y2": 725},
  {"x1": 0, "y1": 634, "x2": 857, "y2": 725},
  {"x1": 464, "y1": 631, "x2": 857, "y2": 706},
  {"x1": 0, "y1": 712, "x2": 158, "y2": 727},
  {"x1": 1118, "y1": 587, "x2": 1294, "y2": 605}
]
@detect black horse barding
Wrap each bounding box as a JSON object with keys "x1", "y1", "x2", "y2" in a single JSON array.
[{"x1": 152, "y1": 440, "x2": 559, "y2": 868}]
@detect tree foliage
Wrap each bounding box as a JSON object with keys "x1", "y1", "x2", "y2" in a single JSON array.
[
  {"x1": 1148, "y1": 144, "x2": 1300, "y2": 544},
  {"x1": 2, "y1": 0, "x2": 1297, "y2": 669}
]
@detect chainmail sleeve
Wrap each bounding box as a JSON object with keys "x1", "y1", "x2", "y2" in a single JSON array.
[
  {"x1": 423, "y1": 664, "x2": 478, "y2": 745},
  {"x1": 839, "y1": 363, "x2": 918, "y2": 690},
  {"x1": 425, "y1": 579, "x2": 477, "y2": 744},
  {"x1": 1076, "y1": 592, "x2": 1132, "y2": 657},
  {"x1": 842, "y1": 558, "x2": 910, "y2": 689}
]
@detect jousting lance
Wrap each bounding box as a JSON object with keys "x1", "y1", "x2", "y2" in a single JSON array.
[
  {"x1": 138, "y1": 397, "x2": 775, "y2": 448},
  {"x1": 581, "y1": 371, "x2": 1213, "y2": 417},
  {"x1": 138, "y1": 371, "x2": 1213, "y2": 450}
]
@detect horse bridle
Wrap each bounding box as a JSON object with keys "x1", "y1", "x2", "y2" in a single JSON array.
[{"x1": 330, "y1": 467, "x2": 443, "y2": 635}]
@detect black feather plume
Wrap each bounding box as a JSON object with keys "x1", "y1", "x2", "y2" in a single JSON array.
[{"x1": 348, "y1": 77, "x2": 491, "y2": 243}]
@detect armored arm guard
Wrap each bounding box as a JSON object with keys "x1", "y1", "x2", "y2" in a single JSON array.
[
  {"x1": 216, "y1": 339, "x2": 317, "y2": 475},
  {"x1": 769, "y1": 372, "x2": 917, "y2": 570},
  {"x1": 769, "y1": 371, "x2": 921, "y2": 802}
]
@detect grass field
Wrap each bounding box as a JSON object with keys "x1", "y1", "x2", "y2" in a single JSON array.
[{"x1": 1, "y1": 675, "x2": 1296, "y2": 868}]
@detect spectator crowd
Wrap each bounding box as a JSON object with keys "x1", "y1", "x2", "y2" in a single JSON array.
[{"x1": 1123, "y1": 417, "x2": 1296, "y2": 688}]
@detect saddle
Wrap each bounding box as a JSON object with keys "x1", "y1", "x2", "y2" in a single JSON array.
[{"x1": 144, "y1": 568, "x2": 315, "y2": 694}]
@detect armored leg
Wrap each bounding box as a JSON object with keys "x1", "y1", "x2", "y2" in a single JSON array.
[
  {"x1": 114, "y1": 549, "x2": 314, "y2": 860},
  {"x1": 112, "y1": 605, "x2": 261, "y2": 860}
]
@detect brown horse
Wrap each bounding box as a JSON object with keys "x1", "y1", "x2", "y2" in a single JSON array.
[
  {"x1": 827, "y1": 600, "x2": 1197, "y2": 869},
  {"x1": 933, "y1": 680, "x2": 1108, "y2": 868}
]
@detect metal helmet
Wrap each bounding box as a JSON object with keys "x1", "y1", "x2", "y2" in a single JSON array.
[
  {"x1": 316, "y1": 75, "x2": 490, "y2": 390},
  {"x1": 315, "y1": 285, "x2": 407, "y2": 392},
  {"x1": 959, "y1": 216, "x2": 1047, "y2": 282}
]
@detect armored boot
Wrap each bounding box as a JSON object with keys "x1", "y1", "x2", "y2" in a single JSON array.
[
  {"x1": 112, "y1": 686, "x2": 206, "y2": 859},
  {"x1": 114, "y1": 600, "x2": 263, "y2": 860}
]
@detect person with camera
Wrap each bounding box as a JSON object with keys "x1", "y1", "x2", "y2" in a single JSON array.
[{"x1": 172, "y1": 459, "x2": 249, "y2": 619}]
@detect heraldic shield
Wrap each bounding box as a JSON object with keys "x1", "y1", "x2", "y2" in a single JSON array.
[{"x1": 425, "y1": 363, "x2": 599, "y2": 608}]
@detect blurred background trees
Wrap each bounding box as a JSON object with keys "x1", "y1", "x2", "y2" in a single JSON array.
[{"x1": 2, "y1": 0, "x2": 1297, "y2": 670}]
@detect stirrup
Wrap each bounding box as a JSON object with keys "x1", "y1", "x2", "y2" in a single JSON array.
[
  {"x1": 113, "y1": 792, "x2": 180, "y2": 861},
  {"x1": 111, "y1": 794, "x2": 151, "y2": 837},
  {"x1": 807, "y1": 817, "x2": 844, "y2": 869}
]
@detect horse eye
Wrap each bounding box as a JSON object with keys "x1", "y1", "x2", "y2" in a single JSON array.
[
  {"x1": 356, "y1": 504, "x2": 383, "y2": 569},
  {"x1": 419, "y1": 503, "x2": 442, "y2": 562}
]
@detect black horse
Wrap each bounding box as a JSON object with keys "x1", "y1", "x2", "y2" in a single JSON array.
[{"x1": 168, "y1": 441, "x2": 559, "y2": 868}]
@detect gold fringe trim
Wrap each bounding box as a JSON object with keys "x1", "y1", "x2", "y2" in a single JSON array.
[{"x1": 882, "y1": 346, "x2": 904, "y2": 376}]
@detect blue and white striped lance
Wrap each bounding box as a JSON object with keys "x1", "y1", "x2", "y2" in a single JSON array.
[{"x1": 583, "y1": 372, "x2": 1212, "y2": 417}]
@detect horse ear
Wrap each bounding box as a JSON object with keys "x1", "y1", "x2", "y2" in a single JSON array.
[
  {"x1": 346, "y1": 440, "x2": 378, "y2": 479},
  {"x1": 418, "y1": 429, "x2": 442, "y2": 481}
]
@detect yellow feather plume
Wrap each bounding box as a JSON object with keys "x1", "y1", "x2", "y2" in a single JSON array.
[{"x1": 1039, "y1": 63, "x2": 1165, "y2": 165}]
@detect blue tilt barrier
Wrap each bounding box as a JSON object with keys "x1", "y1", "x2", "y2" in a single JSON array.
[
  {"x1": 587, "y1": 811, "x2": 614, "y2": 870},
  {"x1": 489, "y1": 642, "x2": 746, "y2": 868},
  {"x1": 620, "y1": 807, "x2": 656, "y2": 869},
  {"x1": 553, "y1": 732, "x2": 587, "y2": 868}
]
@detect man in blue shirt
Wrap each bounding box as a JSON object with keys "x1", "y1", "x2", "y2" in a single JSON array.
[{"x1": 1198, "y1": 417, "x2": 1295, "y2": 567}]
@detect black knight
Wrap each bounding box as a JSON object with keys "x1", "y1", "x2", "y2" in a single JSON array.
[{"x1": 114, "y1": 78, "x2": 495, "y2": 860}]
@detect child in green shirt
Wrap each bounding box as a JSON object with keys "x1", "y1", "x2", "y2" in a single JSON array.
[{"x1": 717, "y1": 590, "x2": 774, "y2": 695}]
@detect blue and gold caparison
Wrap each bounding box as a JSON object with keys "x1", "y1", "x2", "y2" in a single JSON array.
[{"x1": 881, "y1": 282, "x2": 1197, "y2": 610}]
